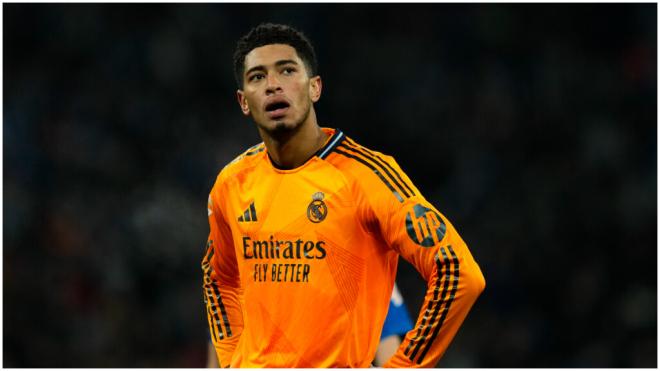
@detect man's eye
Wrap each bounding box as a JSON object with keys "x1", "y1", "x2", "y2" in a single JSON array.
[
  {"x1": 249, "y1": 74, "x2": 264, "y2": 82},
  {"x1": 282, "y1": 68, "x2": 296, "y2": 75}
]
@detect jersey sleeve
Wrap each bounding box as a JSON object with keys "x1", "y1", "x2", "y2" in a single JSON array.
[
  {"x1": 359, "y1": 155, "x2": 486, "y2": 368},
  {"x1": 202, "y1": 178, "x2": 244, "y2": 367}
]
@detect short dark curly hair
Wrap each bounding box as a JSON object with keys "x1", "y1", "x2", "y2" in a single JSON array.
[{"x1": 233, "y1": 23, "x2": 318, "y2": 88}]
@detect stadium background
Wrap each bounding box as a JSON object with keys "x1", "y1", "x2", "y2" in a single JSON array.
[{"x1": 3, "y1": 3, "x2": 656, "y2": 367}]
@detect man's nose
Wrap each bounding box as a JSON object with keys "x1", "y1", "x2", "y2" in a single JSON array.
[{"x1": 265, "y1": 73, "x2": 282, "y2": 94}]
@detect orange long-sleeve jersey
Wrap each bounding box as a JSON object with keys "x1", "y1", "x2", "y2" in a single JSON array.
[{"x1": 202, "y1": 128, "x2": 485, "y2": 367}]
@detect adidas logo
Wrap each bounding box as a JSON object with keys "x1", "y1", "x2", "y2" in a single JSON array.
[{"x1": 238, "y1": 202, "x2": 257, "y2": 222}]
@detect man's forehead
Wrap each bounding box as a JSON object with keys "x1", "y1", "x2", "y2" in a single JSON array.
[{"x1": 244, "y1": 44, "x2": 302, "y2": 69}]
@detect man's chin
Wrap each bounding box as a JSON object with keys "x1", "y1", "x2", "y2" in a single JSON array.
[
  {"x1": 271, "y1": 121, "x2": 292, "y2": 132},
  {"x1": 261, "y1": 120, "x2": 299, "y2": 136}
]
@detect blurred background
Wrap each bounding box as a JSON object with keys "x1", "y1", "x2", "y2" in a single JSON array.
[{"x1": 3, "y1": 3, "x2": 656, "y2": 367}]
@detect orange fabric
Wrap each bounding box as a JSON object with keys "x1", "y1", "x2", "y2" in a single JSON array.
[{"x1": 202, "y1": 128, "x2": 485, "y2": 367}]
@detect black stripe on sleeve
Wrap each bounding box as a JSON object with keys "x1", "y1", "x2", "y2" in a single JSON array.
[
  {"x1": 205, "y1": 295, "x2": 223, "y2": 341},
  {"x1": 404, "y1": 249, "x2": 449, "y2": 358},
  {"x1": 204, "y1": 293, "x2": 219, "y2": 342},
  {"x1": 204, "y1": 282, "x2": 225, "y2": 340},
  {"x1": 203, "y1": 248, "x2": 227, "y2": 339},
  {"x1": 212, "y1": 285, "x2": 233, "y2": 337},
  {"x1": 416, "y1": 245, "x2": 460, "y2": 364},
  {"x1": 205, "y1": 283, "x2": 226, "y2": 338},
  {"x1": 334, "y1": 147, "x2": 404, "y2": 203},
  {"x1": 338, "y1": 142, "x2": 411, "y2": 199},
  {"x1": 408, "y1": 247, "x2": 453, "y2": 362},
  {"x1": 203, "y1": 246, "x2": 232, "y2": 338},
  {"x1": 344, "y1": 138, "x2": 416, "y2": 197}
]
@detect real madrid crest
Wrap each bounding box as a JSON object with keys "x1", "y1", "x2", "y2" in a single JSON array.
[{"x1": 307, "y1": 192, "x2": 328, "y2": 223}]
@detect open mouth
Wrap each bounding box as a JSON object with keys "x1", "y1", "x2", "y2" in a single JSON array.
[
  {"x1": 265, "y1": 100, "x2": 290, "y2": 118},
  {"x1": 265, "y1": 101, "x2": 290, "y2": 112}
]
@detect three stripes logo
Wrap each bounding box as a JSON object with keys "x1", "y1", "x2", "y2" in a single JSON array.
[
  {"x1": 405, "y1": 204, "x2": 447, "y2": 247},
  {"x1": 238, "y1": 202, "x2": 258, "y2": 222}
]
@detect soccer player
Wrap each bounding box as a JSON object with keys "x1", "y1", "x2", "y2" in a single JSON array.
[{"x1": 202, "y1": 23, "x2": 485, "y2": 367}]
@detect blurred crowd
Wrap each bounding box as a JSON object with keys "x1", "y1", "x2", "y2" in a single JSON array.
[{"x1": 4, "y1": 4, "x2": 656, "y2": 367}]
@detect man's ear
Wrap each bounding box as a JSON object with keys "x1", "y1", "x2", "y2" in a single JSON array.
[
  {"x1": 309, "y1": 76, "x2": 322, "y2": 103},
  {"x1": 237, "y1": 90, "x2": 250, "y2": 116}
]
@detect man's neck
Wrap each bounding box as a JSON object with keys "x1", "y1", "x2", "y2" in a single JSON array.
[{"x1": 259, "y1": 119, "x2": 329, "y2": 170}]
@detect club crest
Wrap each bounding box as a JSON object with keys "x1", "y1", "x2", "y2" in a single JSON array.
[{"x1": 307, "y1": 192, "x2": 328, "y2": 223}]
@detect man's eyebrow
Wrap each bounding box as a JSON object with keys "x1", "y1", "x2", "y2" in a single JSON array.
[
  {"x1": 245, "y1": 59, "x2": 300, "y2": 76},
  {"x1": 274, "y1": 59, "x2": 299, "y2": 67}
]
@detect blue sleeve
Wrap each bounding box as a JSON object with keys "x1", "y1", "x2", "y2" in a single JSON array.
[{"x1": 380, "y1": 284, "x2": 414, "y2": 339}]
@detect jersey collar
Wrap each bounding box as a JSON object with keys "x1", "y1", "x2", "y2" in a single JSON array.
[
  {"x1": 315, "y1": 128, "x2": 345, "y2": 160},
  {"x1": 266, "y1": 128, "x2": 345, "y2": 171}
]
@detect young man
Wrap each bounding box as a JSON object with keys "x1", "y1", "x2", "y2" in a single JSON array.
[{"x1": 202, "y1": 23, "x2": 485, "y2": 367}]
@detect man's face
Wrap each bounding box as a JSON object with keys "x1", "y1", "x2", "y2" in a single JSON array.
[{"x1": 237, "y1": 44, "x2": 321, "y2": 135}]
